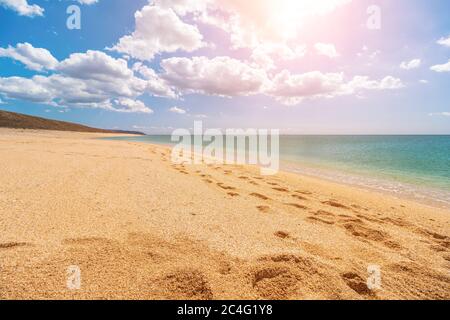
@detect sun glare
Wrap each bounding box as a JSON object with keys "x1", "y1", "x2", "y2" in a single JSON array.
[{"x1": 268, "y1": 0, "x2": 350, "y2": 38}]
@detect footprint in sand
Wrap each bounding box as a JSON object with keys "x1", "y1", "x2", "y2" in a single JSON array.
[
  {"x1": 295, "y1": 190, "x2": 313, "y2": 195},
  {"x1": 342, "y1": 223, "x2": 401, "y2": 249},
  {"x1": 315, "y1": 210, "x2": 335, "y2": 217},
  {"x1": 285, "y1": 203, "x2": 308, "y2": 210},
  {"x1": 217, "y1": 182, "x2": 236, "y2": 190},
  {"x1": 160, "y1": 269, "x2": 213, "y2": 300},
  {"x1": 351, "y1": 204, "x2": 369, "y2": 211},
  {"x1": 250, "y1": 193, "x2": 270, "y2": 200},
  {"x1": 251, "y1": 254, "x2": 332, "y2": 299},
  {"x1": 250, "y1": 266, "x2": 298, "y2": 299},
  {"x1": 356, "y1": 214, "x2": 384, "y2": 224},
  {"x1": 274, "y1": 231, "x2": 290, "y2": 239},
  {"x1": 257, "y1": 205, "x2": 271, "y2": 213},
  {"x1": 341, "y1": 272, "x2": 373, "y2": 296},
  {"x1": 417, "y1": 229, "x2": 450, "y2": 252},
  {"x1": 0, "y1": 242, "x2": 30, "y2": 249},
  {"x1": 306, "y1": 210, "x2": 336, "y2": 225},
  {"x1": 292, "y1": 194, "x2": 308, "y2": 201},
  {"x1": 322, "y1": 200, "x2": 349, "y2": 209},
  {"x1": 273, "y1": 187, "x2": 289, "y2": 193},
  {"x1": 380, "y1": 217, "x2": 410, "y2": 227},
  {"x1": 307, "y1": 216, "x2": 335, "y2": 225}
]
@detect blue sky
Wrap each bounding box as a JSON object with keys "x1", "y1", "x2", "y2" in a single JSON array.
[{"x1": 0, "y1": 0, "x2": 449, "y2": 134}]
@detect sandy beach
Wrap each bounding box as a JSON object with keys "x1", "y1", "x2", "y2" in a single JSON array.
[{"x1": 0, "y1": 128, "x2": 449, "y2": 300}]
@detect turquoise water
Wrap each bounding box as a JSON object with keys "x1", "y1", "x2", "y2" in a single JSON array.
[{"x1": 103, "y1": 135, "x2": 450, "y2": 207}]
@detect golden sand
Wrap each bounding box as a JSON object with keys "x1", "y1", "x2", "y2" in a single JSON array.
[{"x1": 0, "y1": 128, "x2": 449, "y2": 300}]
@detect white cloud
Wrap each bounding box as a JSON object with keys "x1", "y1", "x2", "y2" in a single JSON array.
[
  {"x1": 113, "y1": 98, "x2": 153, "y2": 114},
  {"x1": 0, "y1": 76, "x2": 54, "y2": 103},
  {"x1": 429, "y1": 112, "x2": 450, "y2": 117},
  {"x1": 0, "y1": 43, "x2": 58, "y2": 71},
  {"x1": 0, "y1": 50, "x2": 167, "y2": 113},
  {"x1": 400, "y1": 59, "x2": 421, "y2": 70},
  {"x1": 132, "y1": 62, "x2": 177, "y2": 98},
  {"x1": 161, "y1": 56, "x2": 268, "y2": 96},
  {"x1": 314, "y1": 43, "x2": 339, "y2": 58},
  {"x1": 110, "y1": 4, "x2": 205, "y2": 61},
  {"x1": 57, "y1": 50, "x2": 132, "y2": 81},
  {"x1": 77, "y1": 0, "x2": 99, "y2": 5},
  {"x1": 266, "y1": 70, "x2": 404, "y2": 105},
  {"x1": 169, "y1": 106, "x2": 187, "y2": 114},
  {"x1": 0, "y1": 0, "x2": 44, "y2": 17},
  {"x1": 346, "y1": 75, "x2": 404, "y2": 91},
  {"x1": 419, "y1": 79, "x2": 428, "y2": 84},
  {"x1": 267, "y1": 70, "x2": 344, "y2": 104},
  {"x1": 430, "y1": 60, "x2": 450, "y2": 72},
  {"x1": 437, "y1": 35, "x2": 450, "y2": 48}
]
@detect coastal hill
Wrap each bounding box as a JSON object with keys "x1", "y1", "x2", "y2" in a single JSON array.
[{"x1": 0, "y1": 110, "x2": 144, "y2": 135}]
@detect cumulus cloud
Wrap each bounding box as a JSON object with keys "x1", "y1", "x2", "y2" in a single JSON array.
[
  {"x1": 400, "y1": 59, "x2": 421, "y2": 70},
  {"x1": 132, "y1": 62, "x2": 177, "y2": 98},
  {"x1": 430, "y1": 60, "x2": 450, "y2": 72},
  {"x1": 346, "y1": 75, "x2": 404, "y2": 91},
  {"x1": 169, "y1": 106, "x2": 187, "y2": 114},
  {"x1": 0, "y1": 0, "x2": 44, "y2": 17},
  {"x1": 0, "y1": 0, "x2": 410, "y2": 112},
  {"x1": 267, "y1": 70, "x2": 344, "y2": 104},
  {"x1": 314, "y1": 43, "x2": 339, "y2": 58},
  {"x1": 161, "y1": 56, "x2": 268, "y2": 96},
  {"x1": 113, "y1": 98, "x2": 153, "y2": 114},
  {"x1": 0, "y1": 43, "x2": 58, "y2": 71},
  {"x1": 114, "y1": 0, "x2": 352, "y2": 52},
  {"x1": 437, "y1": 35, "x2": 450, "y2": 47},
  {"x1": 266, "y1": 70, "x2": 404, "y2": 105},
  {"x1": 0, "y1": 50, "x2": 171, "y2": 113},
  {"x1": 110, "y1": 4, "x2": 205, "y2": 61},
  {"x1": 57, "y1": 50, "x2": 132, "y2": 81},
  {"x1": 0, "y1": 76, "x2": 53, "y2": 103}
]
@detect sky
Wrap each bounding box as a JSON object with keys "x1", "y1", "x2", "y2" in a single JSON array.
[{"x1": 0, "y1": 0, "x2": 449, "y2": 134}]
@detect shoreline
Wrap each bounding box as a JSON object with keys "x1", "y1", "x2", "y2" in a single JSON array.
[
  {"x1": 281, "y1": 160, "x2": 450, "y2": 210},
  {"x1": 1, "y1": 128, "x2": 449, "y2": 300},
  {"x1": 101, "y1": 134, "x2": 450, "y2": 210}
]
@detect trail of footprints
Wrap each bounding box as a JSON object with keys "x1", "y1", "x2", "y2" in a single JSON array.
[
  {"x1": 168, "y1": 157, "x2": 450, "y2": 259},
  {"x1": 161, "y1": 148, "x2": 450, "y2": 298},
  {"x1": 1, "y1": 147, "x2": 448, "y2": 299}
]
